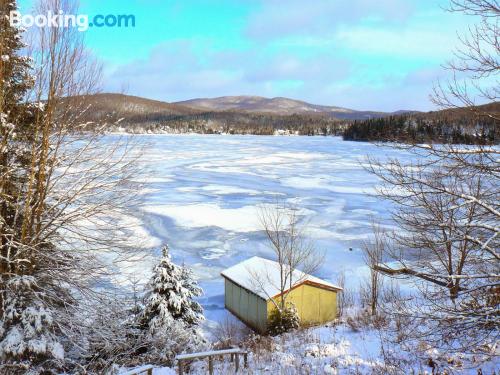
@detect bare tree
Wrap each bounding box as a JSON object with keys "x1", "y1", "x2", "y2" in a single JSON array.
[
  {"x1": 432, "y1": 0, "x2": 499, "y2": 121},
  {"x1": 335, "y1": 269, "x2": 347, "y2": 317},
  {"x1": 361, "y1": 222, "x2": 386, "y2": 316},
  {"x1": 213, "y1": 313, "x2": 251, "y2": 348},
  {"x1": 362, "y1": 2, "x2": 499, "y2": 356},
  {"x1": 367, "y1": 147, "x2": 499, "y2": 348},
  {"x1": 250, "y1": 199, "x2": 324, "y2": 313}
]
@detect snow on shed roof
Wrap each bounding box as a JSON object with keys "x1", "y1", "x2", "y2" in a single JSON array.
[{"x1": 221, "y1": 256, "x2": 342, "y2": 300}]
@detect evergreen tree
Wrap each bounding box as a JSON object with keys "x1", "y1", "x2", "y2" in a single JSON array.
[
  {"x1": 267, "y1": 303, "x2": 300, "y2": 336},
  {"x1": 179, "y1": 264, "x2": 204, "y2": 326},
  {"x1": 0, "y1": 0, "x2": 38, "y2": 281},
  {"x1": 140, "y1": 245, "x2": 204, "y2": 331},
  {"x1": 139, "y1": 245, "x2": 205, "y2": 364},
  {"x1": 0, "y1": 276, "x2": 64, "y2": 372},
  {"x1": 0, "y1": 1, "x2": 33, "y2": 115},
  {"x1": 0, "y1": 0, "x2": 38, "y2": 212},
  {"x1": 0, "y1": 3, "x2": 70, "y2": 373}
]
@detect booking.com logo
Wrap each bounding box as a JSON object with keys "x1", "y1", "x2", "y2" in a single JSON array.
[{"x1": 10, "y1": 11, "x2": 135, "y2": 32}]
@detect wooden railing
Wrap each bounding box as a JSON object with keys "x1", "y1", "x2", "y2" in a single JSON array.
[
  {"x1": 118, "y1": 364, "x2": 154, "y2": 375},
  {"x1": 175, "y1": 348, "x2": 248, "y2": 374}
]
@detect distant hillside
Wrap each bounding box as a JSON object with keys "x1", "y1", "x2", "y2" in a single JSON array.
[
  {"x1": 67, "y1": 93, "x2": 497, "y2": 143},
  {"x1": 175, "y1": 95, "x2": 407, "y2": 120},
  {"x1": 74, "y1": 93, "x2": 413, "y2": 125},
  {"x1": 73, "y1": 93, "x2": 196, "y2": 120},
  {"x1": 72, "y1": 93, "x2": 345, "y2": 135}
]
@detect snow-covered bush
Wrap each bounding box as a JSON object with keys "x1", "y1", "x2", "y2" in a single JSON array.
[
  {"x1": 80, "y1": 294, "x2": 140, "y2": 372},
  {"x1": 267, "y1": 303, "x2": 300, "y2": 336}
]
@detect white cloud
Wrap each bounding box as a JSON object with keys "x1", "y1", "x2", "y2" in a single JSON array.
[
  {"x1": 335, "y1": 26, "x2": 459, "y2": 59},
  {"x1": 104, "y1": 39, "x2": 355, "y2": 104},
  {"x1": 101, "y1": 0, "x2": 468, "y2": 111}
]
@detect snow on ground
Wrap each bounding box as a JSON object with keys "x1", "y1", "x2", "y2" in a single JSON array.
[
  {"x1": 147, "y1": 323, "x2": 386, "y2": 374},
  {"x1": 125, "y1": 320, "x2": 498, "y2": 374},
  {"x1": 102, "y1": 134, "x2": 406, "y2": 323}
]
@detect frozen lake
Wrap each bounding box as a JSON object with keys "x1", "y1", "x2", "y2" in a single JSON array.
[{"x1": 113, "y1": 134, "x2": 409, "y2": 323}]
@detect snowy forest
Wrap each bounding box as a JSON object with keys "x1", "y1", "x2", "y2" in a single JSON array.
[
  {"x1": 0, "y1": 0, "x2": 499, "y2": 374},
  {"x1": 343, "y1": 109, "x2": 499, "y2": 144}
]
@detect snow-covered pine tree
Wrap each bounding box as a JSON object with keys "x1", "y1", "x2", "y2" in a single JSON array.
[
  {"x1": 139, "y1": 245, "x2": 205, "y2": 363},
  {"x1": 0, "y1": 2, "x2": 68, "y2": 374},
  {"x1": 0, "y1": 0, "x2": 39, "y2": 291},
  {"x1": 0, "y1": 0, "x2": 38, "y2": 208},
  {"x1": 141, "y1": 245, "x2": 204, "y2": 331},
  {"x1": 0, "y1": 276, "x2": 65, "y2": 373},
  {"x1": 179, "y1": 264, "x2": 204, "y2": 326}
]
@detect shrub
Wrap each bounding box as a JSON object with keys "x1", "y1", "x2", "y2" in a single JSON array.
[
  {"x1": 213, "y1": 314, "x2": 251, "y2": 349},
  {"x1": 267, "y1": 303, "x2": 300, "y2": 336}
]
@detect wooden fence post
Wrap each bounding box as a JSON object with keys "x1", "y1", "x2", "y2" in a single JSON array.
[
  {"x1": 243, "y1": 352, "x2": 248, "y2": 368},
  {"x1": 235, "y1": 353, "x2": 239, "y2": 372},
  {"x1": 208, "y1": 356, "x2": 214, "y2": 375},
  {"x1": 147, "y1": 368, "x2": 153, "y2": 375},
  {"x1": 178, "y1": 360, "x2": 183, "y2": 375}
]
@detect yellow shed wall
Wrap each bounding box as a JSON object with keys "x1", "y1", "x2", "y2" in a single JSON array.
[{"x1": 267, "y1": 284, "x2": 337, "y2": 326}]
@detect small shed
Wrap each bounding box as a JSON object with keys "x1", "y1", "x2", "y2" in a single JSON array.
[{"x1": 221, "y1": 256, "x2": 342, "y2": 333}]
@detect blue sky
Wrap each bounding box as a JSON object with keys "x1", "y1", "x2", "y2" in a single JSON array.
[{"x1": 18, "y1": 0, "x2": 474, "y2": 111}]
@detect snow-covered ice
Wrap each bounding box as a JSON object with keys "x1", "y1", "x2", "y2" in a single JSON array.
[
  {"x1": 105, "y1": 135, "x2": 407, "y2": 323},
  {"x1": 143, "y1": 203, "x2": 262, "y2": 232},
  {"x1": 105, "y1": 134, "x2": 499, "y2": 374}
]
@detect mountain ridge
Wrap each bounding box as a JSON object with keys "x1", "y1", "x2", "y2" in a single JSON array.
[
  {"x1": 174, "y1": 95, "x2": 412, "y2": 119},
  {"x1": 73, "y1": 93, "x2": 416, "y2": 120}
]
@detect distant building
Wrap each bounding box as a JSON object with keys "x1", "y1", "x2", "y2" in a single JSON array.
[{"x1": 221, "y1": 256, "x2": 342, "y2": 333}]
